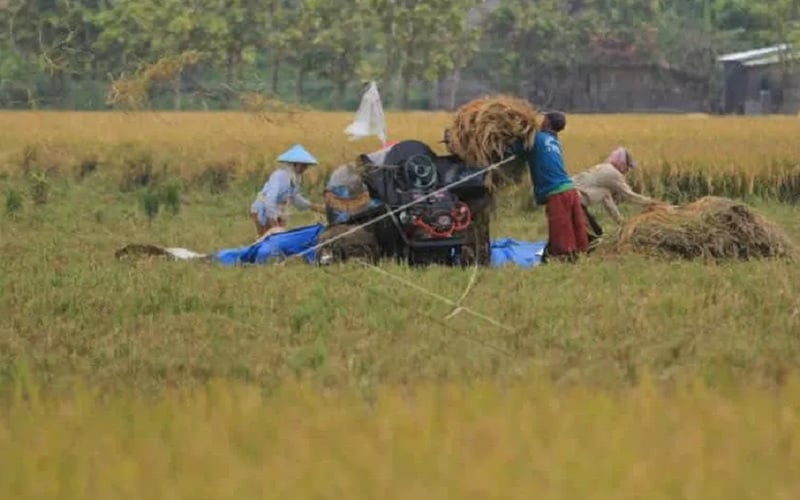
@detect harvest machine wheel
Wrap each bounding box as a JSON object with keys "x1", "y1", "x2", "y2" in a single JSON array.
[
  {"x1": 457, "y1": 195, "x2": 493, "y2": 267},
  {"x1": 460, "y1": 208, "x2": 492, "y2": 267},
  {"x1": 406, "y1": 246, "x2": 461, "y2": 267},
  {"x1": 316, "y1": 224, "x2": 380, "y2": 265}
]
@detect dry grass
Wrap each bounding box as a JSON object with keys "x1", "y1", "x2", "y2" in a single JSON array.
[
  {"x1": 1, "y1": 111, "x2": 799, "y2": 201},
  {"x1": 611, "y1": 196, "x2": 796, "y2": 260},
  {"x1": 2, "y1": 378, "x2": 800, "y2": 499},
  {"x1": 0, "y1": 111, "x2": 795, "y2": 173}
]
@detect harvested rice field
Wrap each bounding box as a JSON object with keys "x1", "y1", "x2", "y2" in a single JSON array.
[{"x1": 2, "y1": 111, "x2": 800, "y2": 498}]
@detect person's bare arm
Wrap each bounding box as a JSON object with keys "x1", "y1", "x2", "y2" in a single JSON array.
[
  {"x1": 608, "y1": 172, "x2": 659, "y2": 206},
  {"x1": 602, "y1": 194, "x2": 625, "y2": 224}
]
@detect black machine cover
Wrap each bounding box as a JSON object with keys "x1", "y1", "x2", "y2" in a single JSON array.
[{"x1": 361, "y1": 140, "x2": 488, "y2": 206}]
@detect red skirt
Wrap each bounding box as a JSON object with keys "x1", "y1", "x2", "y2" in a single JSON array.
[{"x1": 545, "y1": 189, "x2": 589, "y2": 257}]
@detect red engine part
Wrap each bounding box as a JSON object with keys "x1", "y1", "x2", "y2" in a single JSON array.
[
  {"x1": 452, "y1": 201, "x2": 472, "y2": 231},
  {"x1": 411, "y1": 202, "x2": 472, "y2": 239}
]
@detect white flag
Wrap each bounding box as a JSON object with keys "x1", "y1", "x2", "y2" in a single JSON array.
[{"x1": 344, "y1": 81, "x2": 387, "y2": 145}]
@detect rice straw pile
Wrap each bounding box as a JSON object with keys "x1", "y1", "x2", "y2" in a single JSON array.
[
  {"x1": 324, "y1": 191, "x2": 371, "y2": 213},
  {"x1": 611, "y1": 196, "x2": 795, "y2": 261},
  {"x1": 447, "y1": 94, "x2": 539, "y2": 190}
]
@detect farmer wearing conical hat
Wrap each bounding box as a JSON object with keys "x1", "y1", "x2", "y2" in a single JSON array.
[
  {"x1": 572, "y1": 146, "x2": 671, "y2": 226},
  {"x1": 250, "y1": 144, "x2": 325, "y2": 238}
]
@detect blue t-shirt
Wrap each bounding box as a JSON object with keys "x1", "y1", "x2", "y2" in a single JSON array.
[{"x1": 512, "y1": 131, "x2": 574, "y2": 204}]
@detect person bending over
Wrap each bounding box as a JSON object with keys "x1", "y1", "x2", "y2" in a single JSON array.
[
  {"x1": 573, "y1": 146, "x2": 672, "y2": 226},
  {"x1": 250, "y1": 144, "x2": 325, "y2": 238},
  {"x1": 511, "y1": 111, "x2": 589, "y2": 261}
]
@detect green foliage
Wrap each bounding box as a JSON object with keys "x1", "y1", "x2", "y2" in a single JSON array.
[
  {"x1": 0, "y1": 0, "x2": 798, "y2": 110},
  {"x1": 4, "y1": 189, "x2": 22, "y2": 215},
  {"x1": 141, "y1": 189, "x2": 161, "y2": 222},
  {"x1": 196, "y1": 161, "x2": 235, "y2": 195},
  {"x1": 27, "y1": 171, "x2": 49, "y2": 206},
  {"x1": 118, "y1": 148, "x2": 162, "y2": 192},
  {"x1": 160, "y1": 180, "x2": 183, "y2": 215}
]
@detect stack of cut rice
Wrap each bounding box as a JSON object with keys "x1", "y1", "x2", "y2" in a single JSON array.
[
  {"x1": 611, "y1": 196, "x2": 795, "y2": 261},
  {"x1": 447, "y1": 94, "x2": 539, "y2": 190}
]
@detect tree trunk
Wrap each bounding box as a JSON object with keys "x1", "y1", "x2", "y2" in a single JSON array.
[
  {"x1": 226, "y1": 53, "x2": 234, "y2": 87},
  {"x1": 448, "y1": 68, "x2": 462, "y2": 110},
  {"x1": 173, "y1": 79, "x2": 182, "y2": 110},
  {"x1": 271, "y1": 55, "x2": 282, "y2": 94},
  {"x1": 400, "y1": 74, "x2": 411, "y2": 109},
  {"x1": 225, "y1": 52, "x2": 235, "y2": 107},
  {"x1": 295, "y1": 67, "x2": 306, "y2": 102},
  {"x1": 52, "y1": 71, "x2": 66, "y2": 108},
  {"x1": 430, "y1": 78, "x2": 440, "y2": 110},
  {"x1": 334, "y1": 80, "x2": 347, "y2": 109}
]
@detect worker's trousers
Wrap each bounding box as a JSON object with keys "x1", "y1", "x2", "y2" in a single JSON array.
[
  {"x1": 251, "y1": 212, "x2": 286, "y2": 239},
  {"x1": 545, "y1": 189, "x2": 589, "y2": 259}
]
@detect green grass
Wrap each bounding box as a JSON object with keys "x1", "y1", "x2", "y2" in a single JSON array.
[
  {"x1": 2, "y1": 171, "x2": 800, "y2": 395},
  {"x1": 3, "y1": 112, "x2": 800, "y2": 498}
]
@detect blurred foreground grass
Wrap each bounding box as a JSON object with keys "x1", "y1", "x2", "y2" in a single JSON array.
[{"x1": 2, "y1": 378, "x2": 800, "y2": 499}]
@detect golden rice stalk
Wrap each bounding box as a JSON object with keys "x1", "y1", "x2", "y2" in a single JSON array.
[
  {"x1": 239, "y1": 92, "x2": 312, "y2": 124},
  {"x1": 611, "y1": 196, "x2": 795, "y2": 261},
  {"x1": 106, "y1": 77, "x2": 150, "y2": 110},
  {"x1": 142, "y1": 51, "x2": 202, "y2": 82},
  {"x1": 324, "y1": 191, "x2": 372, "y2": 214},
  {"x1": 238, "y1": 92, "x2": 310, "y2": 113},
  {"x1": 448, "y1": 94, "x2": 539, "y2": 191},
  {"x1": 449, "y1": 95, "x2": 540, "y2": 167},
  {"x1": 106, "y1": 51, "x2": 203, "y2": 110}
]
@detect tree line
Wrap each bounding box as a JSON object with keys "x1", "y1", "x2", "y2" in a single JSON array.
[{"x1": 1, "y1": 0, "x2": 799, "y2": 111}]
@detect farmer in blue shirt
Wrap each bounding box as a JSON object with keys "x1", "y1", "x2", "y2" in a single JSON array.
[
  {"x1": 250, "y1": 144, "x2": 325, "y2": 238},
  {"x1": 513, "y1": 111, "x2": 588, "y2": 260}
]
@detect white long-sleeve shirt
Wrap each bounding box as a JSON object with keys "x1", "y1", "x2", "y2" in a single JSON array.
[
  {"x1": 250, "y1": 166, "x2": 312, "y2": 224},
  {"x1": 572, "y1": 163, "x2": 657, "y2": 224}
]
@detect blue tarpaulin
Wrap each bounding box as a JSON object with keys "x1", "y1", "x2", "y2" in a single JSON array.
[
  {"x1": 490, "y1": 238, "x2": 547, "y2": 269},
  {"x1": 213, "y1": 223, "x2": 546, "y2": 268},
  {"x1": 215, "y1": 224, "x2": 325, "y2": 266}
]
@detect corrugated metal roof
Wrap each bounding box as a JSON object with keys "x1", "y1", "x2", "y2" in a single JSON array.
[
  {"x1": 742, "y1": 52, "x2": 800, "y2": 67},
  {"x1": 718, "y1": 44, "x2": 793, "y2": 63}
]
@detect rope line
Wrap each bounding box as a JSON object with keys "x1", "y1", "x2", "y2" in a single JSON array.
[
  {"x1": 136, "y1": 109, "x2": 523, "y2": 337},
  {"x1": 445, "y1": 258, "x2": 480, "y2": 320},
  {"x1": 280, "y1": 153, "x2": 519, "y2": 264},
  {"x1": 317, "y1": 264, "x2": 514, "y2": 357},
  {"x1": 359, "y1": 260, "x2": 516, "y2": 333}
]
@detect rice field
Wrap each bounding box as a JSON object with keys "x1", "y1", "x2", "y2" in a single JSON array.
[{"x1": 2, "y1": 111, "x2": 800, "y2": 498}]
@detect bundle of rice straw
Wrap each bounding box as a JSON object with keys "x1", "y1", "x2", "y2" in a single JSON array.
[
  {"x1": 448, "y1": 94, "x2": 539, "y2": 190},
  {"x1": 611, "y1": 196, "x2": 795, "y2": 261},
  {"x1": 324, "y1": 190, "x2": 371, "y2": 214}
]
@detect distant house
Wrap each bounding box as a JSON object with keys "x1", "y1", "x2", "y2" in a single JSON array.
[
  {"x1": 718, "y1": 44, "x2": 800, "y2": 115},
  {"x1": 436, "y1": 23, "x2": 711, "y2": 113}
]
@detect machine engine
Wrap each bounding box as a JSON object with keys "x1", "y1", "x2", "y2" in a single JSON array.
[{"x1": 319, "y1": 140, "x2": 492, "y2": 267}]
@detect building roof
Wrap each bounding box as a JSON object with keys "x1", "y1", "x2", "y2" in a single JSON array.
[{"x1": 717, "y1": 44, "x2": 797, "y2": 66}]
